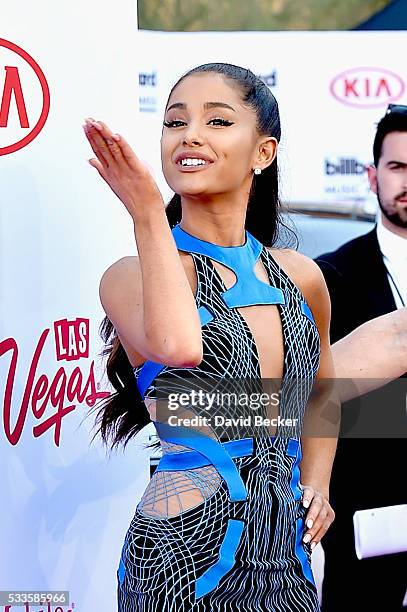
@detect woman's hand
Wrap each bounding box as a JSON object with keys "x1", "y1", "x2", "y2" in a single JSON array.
[
  {"x1": 83, "y1": 118, "x2": 164, "y2": 219},
  {"x1": 301, "y1": 483, "x2": 335, "y2": 549}
]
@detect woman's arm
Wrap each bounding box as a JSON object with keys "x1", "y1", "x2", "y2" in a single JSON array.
[
  {"x1": 295, "y1": 256, "x2": 339, "y2": 548},
  {"x1": 299, "y1": 259, "x2": 339, "y2": 492},
  {"x1": 331, "y1": 307, "x2": 407, "y2": 402},
  {"x1": 84, "y1": 119, "x2": 203, "y2": 367}
]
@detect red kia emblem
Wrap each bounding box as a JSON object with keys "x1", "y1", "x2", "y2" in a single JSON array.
[
  {"x1": 0, "y1": 38, "x2": 50, "y2": 155},
  {"x1": 330, "y1": 67, "x2": 404, "y2": 109}
]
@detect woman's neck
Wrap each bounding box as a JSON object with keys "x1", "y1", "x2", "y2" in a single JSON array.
[{"x1": 179, "y1": 195, "x2": 248, "y2": 247}]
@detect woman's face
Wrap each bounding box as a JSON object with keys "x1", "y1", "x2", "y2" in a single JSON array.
[{"x1": 161, "y1": 73, "x2": 265, "y2": 199}]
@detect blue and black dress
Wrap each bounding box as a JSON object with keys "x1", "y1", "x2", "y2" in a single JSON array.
[{"x1": 117, "y1": 223, "x2": 321, "y2": 611}]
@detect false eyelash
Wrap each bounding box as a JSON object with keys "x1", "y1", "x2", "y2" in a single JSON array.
[
  {"x1": 163, "y1": 118, "x2": 234, "y2": 128},
  {"x1": 209, "y1": 118, "x2": 234, "y2": 126},
  {"x1": 163, "y1": 120, "x2": 184, "y2": 127}
]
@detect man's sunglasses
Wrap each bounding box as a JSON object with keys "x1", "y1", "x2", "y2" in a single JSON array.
[{"x1": 386, "y1": 103, "x2": 407, "y2": 115}]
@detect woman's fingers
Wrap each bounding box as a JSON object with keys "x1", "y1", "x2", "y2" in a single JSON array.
[
  {"x1": 301, "y1": 485, "x2": 335, "y2": 548},
  {"x1": 88, "y1": 157, "x2": 108, "y2": 181},
  {"x1": 310, "y1": 520, "x2": 331, "y2": 548},
  {"x1": 301, "y1": 485, "x2": 315, "y2": 509},
  {"x1": 83, "y1": 116, "x2": 165, "y2": 217},
  {"x1": 111, "y1": 133, "x2": 143, "y2": 171},
  {"x1": 90, "y1": 120, "x2": 128, "y2": 165},
  {"x1": 83, "y1": 119, "x2": 142, "y2": 173},
  {"x1": 303, "y1": 492, "x2": 323, "y2": 539},
  {"x1": 308, "y1": 505, "x2": 335, "y2": 548},
  {"x1": 83, "y1": 121, "x2": 111, "y2": 168},
  {"x1": 304, "y1": 503, "x2": 326, "y2": 543}
]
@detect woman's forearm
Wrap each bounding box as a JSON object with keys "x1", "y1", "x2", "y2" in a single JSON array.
[
  {"x1": 132, "y1": 208, "x2": 203, "y2": 364},
  {"x1": 300, "y1": 378, "x2": 340, "y2": 499},
  {"x1": 331, "y1": 308, "x2": 407, "y2": 401},
  {"x1": 299, "y1": 437, "x2": 337, "y2": 499}
]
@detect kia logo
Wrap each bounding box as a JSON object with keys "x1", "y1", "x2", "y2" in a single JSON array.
[
  {"x1": 0, "y1": 38, "x2": 50, "y2": 155},
  {"x1": 330, "y1": 67, "x2": 404, "y2": 109}
]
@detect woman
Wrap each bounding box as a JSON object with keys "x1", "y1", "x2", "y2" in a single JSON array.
[{"x1": 84, "y1": 63, "x2": 338, "y2": 611}]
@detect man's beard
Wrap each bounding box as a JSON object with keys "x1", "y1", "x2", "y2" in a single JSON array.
[{"x1": 377, "y1": 187, "x2": 407, "y2": 229}]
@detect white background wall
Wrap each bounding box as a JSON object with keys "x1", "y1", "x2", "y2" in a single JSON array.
[
  {"x1": 2, "y1": 21, "x2": 407, "y2": 611},
  {"x1": 0, "y1": 2, "x2": 153, "y2": 611}
]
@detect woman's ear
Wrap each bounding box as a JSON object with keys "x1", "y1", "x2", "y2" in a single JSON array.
[{"x1": 254, "y1": 137, "x2": 278, "y2": 171}]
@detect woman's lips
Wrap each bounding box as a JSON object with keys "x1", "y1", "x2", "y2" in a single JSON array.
[{"x1": 173, "y1": 151, "x2": 215, "y2": 172}]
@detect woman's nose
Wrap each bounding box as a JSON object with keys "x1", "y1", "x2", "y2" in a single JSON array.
[{"x1": 182, "y1": 124, "x2": 203, "y2": 147}]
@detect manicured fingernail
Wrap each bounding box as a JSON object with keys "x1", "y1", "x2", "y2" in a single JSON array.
[
  {"x1": 311, "y1": 542, "x2": 316, "y2": 550},
  {"x1": 306, "y1": 519, "x2": 313, "y2": 529},
  {"x1": 303, "y1": 534, "x2": 312, "y2": 544},
  {"x1": 87, "y1": 119, "x2": 102, "y2": 130},
  {"x1": 112, "y1": 133, "x2": 121, "y2": 141},
  {"x1": 303, "y1": 499, "x2": 310, "y2": 508}
]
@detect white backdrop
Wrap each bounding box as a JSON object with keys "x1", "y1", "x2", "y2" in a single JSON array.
[
  {"x1": 0, "y1": 2, "x2": 151, "y2": 611},
  {"x1": 137, "y1": 30, "x2": 407, "y2": 217},
  {"x1": 2, "y1": 22, "x2": 407, "y2": 612}
]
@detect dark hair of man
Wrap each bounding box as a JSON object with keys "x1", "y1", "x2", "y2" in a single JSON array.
[{"x1": 373, "y1": 110, "x2": 407, "y2": 166}]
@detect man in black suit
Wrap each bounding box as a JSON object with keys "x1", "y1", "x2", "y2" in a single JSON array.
[{"x1": 315, "y1": 104, "x2": 407, "y2": 611}]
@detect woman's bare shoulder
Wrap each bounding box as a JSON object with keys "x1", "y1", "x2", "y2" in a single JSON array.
[
  {"x1": 102, "y1": 251, "x2": 193, "y2": 278},
  {"x1": 99, "y1": 251, "x2": 196, "y2": 301},
  {"x1": 265, "y1": 247, "x2": 327, "y2": 302},
  {"x1": 102, "y1": 255, "x2": 139, "y2": 276}
]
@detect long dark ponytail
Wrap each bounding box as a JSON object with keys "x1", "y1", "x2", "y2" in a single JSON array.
[{"x1": 91, "y1": 62, "x2": 297, "y2": 451}]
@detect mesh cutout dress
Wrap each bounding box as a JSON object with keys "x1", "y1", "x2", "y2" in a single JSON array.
[{"x1": 117, "y1": 223, "x2": 321, "y2": 611}]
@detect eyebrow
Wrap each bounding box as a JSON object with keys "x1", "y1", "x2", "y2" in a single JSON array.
[
  {"x1": 166, "y1": 101, "x2": 236, "y2": 113},
  {"x1": 386, "y1": 160, "x2": 407, "y2": 166}
]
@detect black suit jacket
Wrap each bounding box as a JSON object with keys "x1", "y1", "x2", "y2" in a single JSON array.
[
  {"x1": 315, "y1": 226, "x2": 406, "y2": 507},
  {"x1": 315, "y1": 227, "x2": 407, "y2": 610},
  {"x1": 315, "y1": 227, "x2": 397, "y2": 343}
]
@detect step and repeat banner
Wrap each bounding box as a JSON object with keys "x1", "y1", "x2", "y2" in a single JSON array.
[
  {"x1": 1, "y1": 21, "x2": 407, "y2": 612},
  {"x1": 137, "y1": 30, "x2": 407, "y2": 216},
  {"x1": 0, "y1": 2, "x2": 147, "y2": 611}
]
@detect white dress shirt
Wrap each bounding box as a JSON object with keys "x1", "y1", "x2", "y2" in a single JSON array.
[{"x1": 376, "y1": 216, "x2": 407, "y2": 309}]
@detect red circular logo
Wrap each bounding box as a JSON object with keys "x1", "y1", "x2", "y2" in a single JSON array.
[
  {"x1": 330, "y1": 67, "x2": 405, "y2": 109},
  {"x1": 0, "y1": 38, "x2": 50, "y2": 155}
]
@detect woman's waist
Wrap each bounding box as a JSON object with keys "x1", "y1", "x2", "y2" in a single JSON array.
[
  {"x1": 155, "y1": 430, "x2": 302, "y2": 472},
  {"x1": 157, "y1": 436, "x2": 255, "y2": 472}
]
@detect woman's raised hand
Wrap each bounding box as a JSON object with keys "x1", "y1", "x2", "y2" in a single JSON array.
[{"x1": 83, "y1": 118, "x2": 164, "y2": 219}]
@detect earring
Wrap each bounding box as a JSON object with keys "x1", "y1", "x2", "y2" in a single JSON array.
[{"x1": 253, "y1": 168, "x2": 262, "y2": 175}]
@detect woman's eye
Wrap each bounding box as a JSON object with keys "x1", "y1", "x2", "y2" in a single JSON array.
[
  {"x1": 163, "y1": 119, "x2": 186, "y2": 128},
  {"x1": 208, "y1": 118, "x2": 234, "y2": 126},
  {"x1": 163, "y1": 118, "x2": 234, "y2": 128}
]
